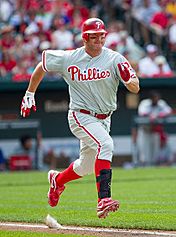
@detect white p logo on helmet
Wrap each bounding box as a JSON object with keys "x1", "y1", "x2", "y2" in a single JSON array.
[{"x1": 96, "y1": 22, "x2": 101, "y2": 29}]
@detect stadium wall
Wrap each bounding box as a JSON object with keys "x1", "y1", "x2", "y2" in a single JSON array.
[{"x1": 0, "y1": 78, "x2": 176, "y2": 159}]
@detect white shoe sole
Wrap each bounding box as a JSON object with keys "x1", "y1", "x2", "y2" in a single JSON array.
[{"x1": 97, "y1": 200, "x2": 119, "y2": 218}]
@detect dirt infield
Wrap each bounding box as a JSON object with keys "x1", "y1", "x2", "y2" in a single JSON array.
[{"x1": 0, "y1": 222, "x2": 176, "y2": 237}]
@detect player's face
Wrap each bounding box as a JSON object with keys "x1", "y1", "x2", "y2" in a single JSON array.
[{"x1": 87, "y1": 33, "x2": 106, "y2": 50}]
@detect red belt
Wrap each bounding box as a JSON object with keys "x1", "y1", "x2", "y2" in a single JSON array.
[{"x1": 79, "y1": 109, "x2": 111, "y2": 120}]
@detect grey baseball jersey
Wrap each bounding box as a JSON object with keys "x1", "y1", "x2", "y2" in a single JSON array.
[{"x1": 42, "y1": 46, "x2": 136, "y2": 114}]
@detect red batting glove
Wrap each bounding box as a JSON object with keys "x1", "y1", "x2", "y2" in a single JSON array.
[
  {"x1": 117, "y1": 63, "x2": 131, "y2": 84},
  {"x1": 20, "y1": 91, "x2": 36, "y2": 117}
]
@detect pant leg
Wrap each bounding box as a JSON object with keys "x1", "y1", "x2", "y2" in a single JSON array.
[
  {"x1": 68, "y1": 110, "x2": 113, "y2": 176},
  {"x1": 73, "y1": 141, "x2": 96, "y2": 176},
  {"x1": 137, "y1": 127, "x2": 153, "y2": 165},
  {"x1": 151, "y1": 132, "x2": 160, "y2": 165}
]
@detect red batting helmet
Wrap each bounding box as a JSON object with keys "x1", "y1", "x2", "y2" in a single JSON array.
[{"x1": 82, "y1": 18, "x2": 107, "y2": 41}]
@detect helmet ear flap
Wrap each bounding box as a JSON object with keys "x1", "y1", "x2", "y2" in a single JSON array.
[{"x1": 82, "y1": 33, "x2": 88, "y2": 42}]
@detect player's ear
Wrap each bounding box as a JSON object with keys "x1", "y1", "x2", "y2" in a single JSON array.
[
  {"x1": 83, "y1": 39, "x2": 87, "y2": 43},
  {"x1": 82, "y1": 37, "x2": 87, "y2": 43}
]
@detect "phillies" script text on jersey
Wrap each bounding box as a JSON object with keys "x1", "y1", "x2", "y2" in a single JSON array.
[{"x1": 67, "y1": 65, "x2": 111, "y2": 81}]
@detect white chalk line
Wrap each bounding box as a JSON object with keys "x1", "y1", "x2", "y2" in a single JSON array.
[{"x1": 0, "y1": 222, "x2": 176, "y2": 236}]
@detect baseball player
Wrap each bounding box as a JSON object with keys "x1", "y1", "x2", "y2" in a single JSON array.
[
  {"x1": 20, "y1": 18, "x2": 140, "y2": 219},
  {"x1": 136, "y1": 91, "x2": 172, "y2": 166}
]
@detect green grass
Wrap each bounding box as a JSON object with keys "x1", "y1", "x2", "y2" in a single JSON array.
[
  {"x1": 0, "y1": 230, "x2": 96, "y2": 237},
  {"x1": 0, "y1": 167, "x2": 176, "y2": 231}
]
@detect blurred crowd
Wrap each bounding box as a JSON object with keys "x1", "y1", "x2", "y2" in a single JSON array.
[{"x1": 0, "y1": 0, "x2": 176, "y2": 82}]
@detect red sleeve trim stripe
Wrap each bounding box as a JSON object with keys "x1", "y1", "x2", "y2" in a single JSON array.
[{"x1": 42, "y1": 50, "x2": 48, "y2": 72}]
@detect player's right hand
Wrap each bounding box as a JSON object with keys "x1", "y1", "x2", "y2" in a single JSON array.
[{"x1": 21, "y1": 91, "x2": 36, "y2": 117}]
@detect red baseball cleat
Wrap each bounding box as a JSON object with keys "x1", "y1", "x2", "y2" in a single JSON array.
[
  {"x1": 48, "y1": 170, "x2": 65, "y2": 207},
  {"x1": 97, "y1": 198, "x2": 120, "y2": 218}
]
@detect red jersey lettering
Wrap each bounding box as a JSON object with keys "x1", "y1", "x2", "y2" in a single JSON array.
[{"x1": 67, "y1": 65, "x2": 111, "y2": 81}]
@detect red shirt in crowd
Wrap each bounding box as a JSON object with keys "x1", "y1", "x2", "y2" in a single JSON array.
[
  {"x1": 151, "y1": 12, "x2": 170, "y2": 29},
  {"x1": 0, "y1": 60, "x2": 16, "y2": 72}
]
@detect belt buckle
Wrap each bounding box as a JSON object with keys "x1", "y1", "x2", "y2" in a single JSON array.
[
  {"x1": 90, "y1": 111, "x2": 111, "y2": 119},
  {"x1": 91, "y1": 111, "x2": 96, "y2": 117}
]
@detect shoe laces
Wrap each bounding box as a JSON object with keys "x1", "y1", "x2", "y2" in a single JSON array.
[{"x1": 51, "y1": 172, "x2": 58, "y2": 191}]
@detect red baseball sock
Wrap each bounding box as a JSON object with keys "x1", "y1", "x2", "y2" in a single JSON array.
[
  {"x1": 95, "y1": 159, "x2": 111, "y2": 202},
  {"x1": 56, "y1": 162, "x2": 82, "y2": 186}
]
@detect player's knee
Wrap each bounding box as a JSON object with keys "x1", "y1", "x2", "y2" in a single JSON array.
[
  {"x1": 98, "y1": 138, "x2": 114, "y2": 162},
  {"x1": 102, "y1": 138, "x2": 114, "y2": 153},
  {"x1": 73, "y1": 159, "x2": 94, "y2": 176},
  {"x1": 74, "y1": 166, "x2": 93, "y2": 176},
  {"x1": 80, "y1": 165, "x2": 94, "y2": 176}
]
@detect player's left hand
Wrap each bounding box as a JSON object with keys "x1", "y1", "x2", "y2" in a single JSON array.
[
  {"x1": 117, "y1": 63, "x2": 131, "y2": 84},
  {"x1": 149, "y1": 114, "x2": 157, "y2": 122},
  {"x1": 21, "y1": 91, "x2": 36, "y2": 117}
]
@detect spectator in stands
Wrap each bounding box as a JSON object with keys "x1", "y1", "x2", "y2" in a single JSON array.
[
  {"x1": 51, "y1": 17, "x2": 74, "y2": 50},
  {"x1": 0, "y1": 0, "x2": 13, "y2": 22},
  {"x1": 165, "y1": 0, "x2": 176, "y2": 19},
  {"x1": 107, "y1": 41, "x2": 118, "y2": 51},
  {"x1": 138, "y1": 44, "x2": 172, "y2": 77},
  {"x1": 13, "y1": 34, "x2": 25, "y2": 61},
  {"x1": 24, "y1": 25, "x2": 40, "y2": 50},
  {"x1": 9, "y1": 10, "x2": 29, "y2": 34},
  {"x1": 68, "y1": 0, "x2": 89, "y2": 23},
  {"x1": 131, "y1": 0, "x2": 160, "y2": 43},
  {"x1": 74, "y1": 33, "x2": 84, "y2": 48},
  {"x1": 168, "y1": 20, "x2": 176, "y2": 51},
  {"x1": 12, "y1": 60, "x2": 31, "y2": 82},
  {"x1": 0, "y1": 25, "x2": 15, "y2": 50},
  {"x1": 34, "y1": 5, "x2": 53, "y2": 31},
  {"x1": 168, "y1": 18, "x2": 176, "y2": 70},
  {"x1": 153, "y1": 55, "x2": 175, "y2": 78},
  {"x1": 150, "y1": 1, "x2": 172, "y2": 36},
  {"x1": 70, "y1": 10, "x2": 84, "y2": 35},
  {"x1": 35, "y1": 21, "x2": 52, "y2": 43},
  {"x1": 116, "y1": 30, "x2": 145, "y2": 62},
  {"x1": 11, "y1": 33, "x2": 38, "y2": 81},
  {"x1": 38, "y1": 41, "x2": 51, "y2": 57},
  {"x1": 0, "y1": 50, "x2": 16, "y2": 78},
  {"x1": 89, "y1": 6, "x2": 99, "y2": 19},
  {"x1": 0, "y1": 0, "x2": 174, "y2": 82},
  {"x1": 138, "y1": 44, "x2": 158, "y2": 77},
  {"x1": 0, "y1": 0, "x2": 92, "y2": 81},
  {"x1": 51, "y1": 0, "x2": 73, "y2": 21},
  {"x1": 105, "y1": 20, "x2": 125, "y2": 48},
  {"x1": 12, "y1": 134, "x2": 57, "y2": 170},
  {"x1": 12, "y1": 134, "x2": 36, "y2": 168},
  {"x1": 132, "y1": 0, "x2": 160, "y2": 26}
]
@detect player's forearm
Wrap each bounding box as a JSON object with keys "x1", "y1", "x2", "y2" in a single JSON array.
[
  {"x1": 125, "y1": 77, "x2": 140, "y2": 94},
  {"x1": 27, "y1": 62, "x2": 46, "y2": 93}
]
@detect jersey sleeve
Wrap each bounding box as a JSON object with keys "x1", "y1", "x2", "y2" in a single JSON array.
[
  {"x1": 159, "y1": 100, "x2": 172, "y2": 115},
  {"x1": 42, "y1": 50, "x2": 67, "y2": 74},
  {"x1": 138, "y1": 100, "x2": 151, "y2": 116},
  {"x1": 113, "y1": 54, "x2": 137, "y2": 83}
]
